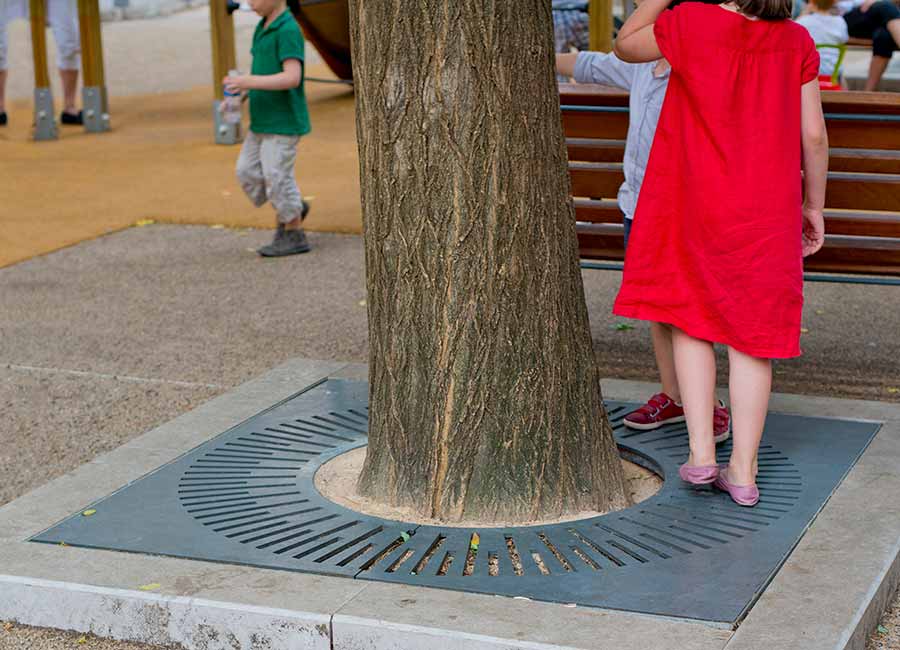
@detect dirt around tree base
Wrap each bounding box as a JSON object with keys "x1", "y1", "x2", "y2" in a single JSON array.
[{"x1": 314, "y1": 447, "x2": 662, "y2": 528}]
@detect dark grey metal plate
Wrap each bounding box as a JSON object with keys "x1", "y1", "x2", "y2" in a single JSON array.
[{"x1": 32, "y1": 378, "x2": 881, "y2": 626}]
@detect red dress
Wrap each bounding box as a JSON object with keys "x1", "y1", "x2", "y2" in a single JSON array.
[{"x1": 613, "y1": 3, "x2": 820, "y2": 358}]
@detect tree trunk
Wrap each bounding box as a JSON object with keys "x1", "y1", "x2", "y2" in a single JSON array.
[{"x1": 349, "y1": 0, "x2": 629, "y2": 523}]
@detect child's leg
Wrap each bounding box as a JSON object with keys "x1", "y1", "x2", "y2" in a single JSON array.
[
  {"x1": 259, "y1": 134, "x2": 305, "y2": 226},
  {"x1": 725, "y1": 346, "x2": 772, "y2": 486},
  {"x1": 236, "y1": 131, "x2": 267, "y2": 207},
  {"x1": 672, "y1": 327, "x2": 717, "y2": 467},
  {"x1": 650, "y1": 322, "x2": 680, "y2": 402}
]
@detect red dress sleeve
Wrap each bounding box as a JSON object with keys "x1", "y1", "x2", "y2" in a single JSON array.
[
  {"x1": 653, "y1": 6, "x2": 689, "y2": 70},
  {"x1": 800, "y1": 31, "x2": 821, "y2": 84}
]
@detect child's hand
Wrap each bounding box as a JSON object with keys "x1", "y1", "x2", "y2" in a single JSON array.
[
  {"x1": 223, "y1": 74, "x2": 253, "y2": 94},
  {"x1": 801, "y1": 205, "x2": 825, "y2": 257}
]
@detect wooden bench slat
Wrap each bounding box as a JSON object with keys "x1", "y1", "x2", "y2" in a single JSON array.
[
  {"x1": 826, "y1": 172, "x2": 900, "y2": 212},
  {"x1": 575, "y1": 230, "x2": 900, "y2": 275},
  {"x1": 569, "y1": 163, "x2": 900, "y2": 213},
  {"x1": 573, "y1": 198, "x2": 622, "y2": 224},
  {"x1": 573, "y1": 201, "x2": 900, "y2": 238},
  {"x1": 567, "y1": 140, "x2": 900, "y2": 174},
  {"x1": 826, "y1": 119, "x2": 900, "y2": 150},
  {"x1": 821, "y1": 210, "x2": 900, "y2": 237},
  {"x1": 829, "y1": 148, "x2": 900, "y2": 174},
  {"x1": 561, "y1": 84, "x2": 900, "y2": 116},
  {"x1": 566, "y1": 138, "x2": 626, "y2": 162},
  {"x1": 569, "y1": 162, "x2": 624, "y2": 199}
]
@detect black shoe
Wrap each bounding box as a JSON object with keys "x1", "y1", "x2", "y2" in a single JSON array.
[
  {"x1": 301, "y1": 199, "x2": 310, "y2": 221},
  {"x1": 0, "y1": 112, "x2": 7, "y2": 126},
  {"x1": 257, "y1": 224, "x2": 285, "y2": 256},
  {"x1": 60, "y1": 110, "x2": 83, "y2": 125},
  {"x1": 258, "y1": 228, "x2": 311, "y2": 257}
]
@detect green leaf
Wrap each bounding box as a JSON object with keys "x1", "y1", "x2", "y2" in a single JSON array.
[
  {"x1": 878, "y1": 625, "x2": 888, "y2": 635},
  {"x1": 614, "y1": 323, "x2": 634, "y2": 331}
]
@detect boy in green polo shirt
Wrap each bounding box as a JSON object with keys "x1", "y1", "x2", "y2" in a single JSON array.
[{"x1": 224, "y1": 0, "x2": 312, "y2": 257}]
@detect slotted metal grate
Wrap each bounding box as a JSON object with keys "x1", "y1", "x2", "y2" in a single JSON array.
[{"x1": 32, "y1": 378, "x2": 880, "y2": 626}]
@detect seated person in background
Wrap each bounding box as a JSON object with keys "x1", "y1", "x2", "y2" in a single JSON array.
[
  {"x1": 837, "y1": 0, "x2": 900, "y2": 90},
  {"x1": 796, "y1": 0, "x2": 850, "y2": 78},
  {"x1": 553, "y1": 0, "x2": 591, "y2": 76}
]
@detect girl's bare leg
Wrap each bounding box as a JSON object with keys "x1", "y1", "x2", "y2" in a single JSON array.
[
  {"x1": 672, "y1": 327, "x2": 716, "y2": 467},
  {"x1": 726, "y1": 346, "x2": 771, "y2": 485}
]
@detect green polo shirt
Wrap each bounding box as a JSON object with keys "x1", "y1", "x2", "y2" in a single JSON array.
[{"x1": 248, "y1": 10, "x2": 311, "y2": 136}]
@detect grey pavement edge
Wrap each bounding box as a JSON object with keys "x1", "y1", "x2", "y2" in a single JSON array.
[{"x1": 0, "y1": 359, "x2": 897, "y2": 650}]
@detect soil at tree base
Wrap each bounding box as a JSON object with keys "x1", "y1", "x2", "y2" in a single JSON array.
[{"x1": 315, "y1": 446, "x2": 663, "y2": 529}]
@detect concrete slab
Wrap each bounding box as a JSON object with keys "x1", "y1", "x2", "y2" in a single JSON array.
[
  {"x1": 332, "y1": 582, "x2": 732, "y2": 650},
  {"x1": 0, "y1": 359, "x2": 898, "y2": 650}
]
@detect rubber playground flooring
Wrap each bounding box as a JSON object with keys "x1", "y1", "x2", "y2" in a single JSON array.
[{"x1": 0, "y1": 71, "x2": 361, "y2": 269}]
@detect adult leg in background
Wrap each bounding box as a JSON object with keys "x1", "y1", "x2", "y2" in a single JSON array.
[
  {"x1": 48, "y1": 0, "x2": 81, "y2": 115},
  {"x1": 844, "y1": 1, "x2": 900, "y2": 91},
  {"x1": 0, "y1": 9, "x2": 7, "y2": 120}
]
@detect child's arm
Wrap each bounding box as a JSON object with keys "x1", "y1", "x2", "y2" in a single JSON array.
[
  {"x1": 556, "y1": 52, "x2": 579, "y2": 78},
  {"x1": 224, "y1": 59, "x2": 302, "y2": 93},
  {"x1": 556, "y1": 52, "x2": 637, "y2": 90},
  {"x1": 614, "y1": 0, "x2": 671, "y2": 63},
  {"x1": 800, "y1": 78, "x2": 828, "y2": 257}
]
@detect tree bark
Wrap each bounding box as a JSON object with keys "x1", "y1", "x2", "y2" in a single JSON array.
[{"x1": 349, "y1": 0, "x2": 629, "y2": 523}]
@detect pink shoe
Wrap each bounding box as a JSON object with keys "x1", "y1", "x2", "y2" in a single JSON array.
[
  {"x1": 714, "y1": 467, "x2": 760, "y2": 506},
  {"x1": 678, "y1": 463, "x2": 720, "y2": 485}
]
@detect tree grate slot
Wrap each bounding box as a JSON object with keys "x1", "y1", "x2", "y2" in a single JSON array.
[{"x1": 29, "y1": 378, "x2": 881, "y2": 627}]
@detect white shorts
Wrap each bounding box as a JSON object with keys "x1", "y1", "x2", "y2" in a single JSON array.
[{"x1": 0, "y1": 0, "x2": 81, "y2": 71}]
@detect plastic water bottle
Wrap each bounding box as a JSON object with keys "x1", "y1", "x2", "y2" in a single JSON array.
[{"x1": 223, "y1": 69, "x2": 242, "y2": 125}]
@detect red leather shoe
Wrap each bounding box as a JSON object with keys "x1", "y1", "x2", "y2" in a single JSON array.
[{"x1": 624, "y1": 393, "x2": 685, "y2": 430}]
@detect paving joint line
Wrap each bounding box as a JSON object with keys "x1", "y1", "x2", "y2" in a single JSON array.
[{"x1": 4, "y1": 363, "x2": 225, "y2": 390}]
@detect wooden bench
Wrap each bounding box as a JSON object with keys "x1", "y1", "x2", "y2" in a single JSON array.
[{"x1": 560, "y1": 84, "x2": 900, "y2": 277}]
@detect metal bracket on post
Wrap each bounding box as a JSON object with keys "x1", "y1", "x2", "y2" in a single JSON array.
[
  {"x1": 213, "y1": 100, "x2": 242, "y2": 145},
  {"x1": 83, "y1": 86, "x2": 110, "y2": 132},
  {"x1": 33, "y1": 88, "x2": 58, "y2": 141}
]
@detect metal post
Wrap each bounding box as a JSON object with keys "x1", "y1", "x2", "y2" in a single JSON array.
[
  {"x1": 30, "y1": 0, "x2": 57, "y2": 140},
  {"x1": 209, "y1": 0, "x2": 240, "y2": 145},
  {"x1": 78, "y1": 0, "x2": 110, "y2": 132},
  {"x1": 589, "y1": 0, "x2": 614, "y2": 52}
]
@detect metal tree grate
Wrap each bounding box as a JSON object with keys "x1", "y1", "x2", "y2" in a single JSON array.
[{"x1": 31, "y1": 378, "x2": 881, "y2": 626}]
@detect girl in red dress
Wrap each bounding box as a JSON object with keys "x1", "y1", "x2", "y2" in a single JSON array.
[{"x1": 614, "y1": 0, "x2": 829, "y2": 505}]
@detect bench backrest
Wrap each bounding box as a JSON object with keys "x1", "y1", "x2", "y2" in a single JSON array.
[{"x1": 560, "y1": 84, "x2": 900, "y2": 276}]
